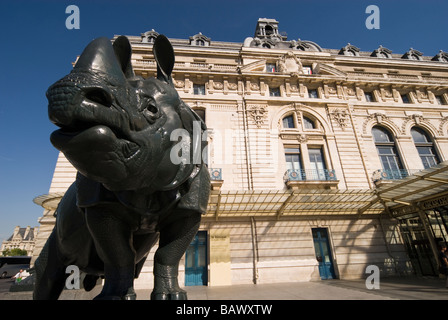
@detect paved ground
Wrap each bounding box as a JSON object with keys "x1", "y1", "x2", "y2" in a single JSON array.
[{"x1": 1, "y1": 275, "x2": 448, "y2": 300}]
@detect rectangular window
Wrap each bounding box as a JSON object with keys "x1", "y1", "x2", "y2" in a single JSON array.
[
  {"x1": 308, "y1": 148, "x2": 328, "y2": 180},
  {"x1": 266, "y1": 63, "x2": 276, "y2": 73},
  {"x1": 193, "y1": 84, "x2": 206, "y2": 95},
  {"x1": 365, "y1": 92, "x2": 374, "y2": 102},
  {"x1": 285, "y1": 147, "x2": 302, "y2": 171},
  {"x1": 303, "y1": 66, "x2": 313, "y2": 75},
  {"x1": 436, "y1": 95, "x2": 446, "y2": 105},
  {"x1": 401, "y1": 94, "x2": 411, "y2": 104},
  {"x1": 269, "y1": 87, "x2": 281, "y2": 97},
  {"x1": 308, "y1": 89, "x2": 319, "y2": 99}
]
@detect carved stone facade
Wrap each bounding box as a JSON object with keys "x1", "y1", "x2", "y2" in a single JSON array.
[
  {"x1": 1, "y1": 226, "x2": 38, "y2": 256},
  {"x1": 33, "y1": 18, "x2": 448, "y2": 288}
]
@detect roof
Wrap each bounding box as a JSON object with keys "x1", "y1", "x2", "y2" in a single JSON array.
[
  {"x1": 358, "y1": 161, "x2": 448, "y2": 217},
  {"x1": 206, "y1": 188, "x2": 383, "y2": 220}
]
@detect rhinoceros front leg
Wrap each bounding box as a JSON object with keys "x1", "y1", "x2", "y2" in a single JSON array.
[
  {"x1": 85, "y1": 205, "x2": 137, "y2": 300},
  {"x1": 151, "y1": 212, "x2": 201, "y2": 300}
]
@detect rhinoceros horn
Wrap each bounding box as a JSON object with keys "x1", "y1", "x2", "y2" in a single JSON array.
[{"x1": 73, "y1": 36, "x2": 133, "y2": 83}]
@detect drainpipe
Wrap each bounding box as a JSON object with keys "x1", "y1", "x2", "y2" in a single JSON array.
[
  {"x1": 242, "y1": 97, "x2": 254, "y2": 190},
  {"x1": 250, "y1": 217, "x2": 259, "y2": 284}
]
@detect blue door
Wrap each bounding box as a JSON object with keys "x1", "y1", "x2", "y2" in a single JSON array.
[
  {"x1": 185, "y1": 231, "x2": 208, "y2": 286},
  {"x1": 312, "y1": 228, "x2": 336, "y2": 280}
]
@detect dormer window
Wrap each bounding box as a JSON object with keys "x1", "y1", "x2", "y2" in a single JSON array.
[
  {"x1": 402, "y1": 48, "x2": 423, "y2": 61},
  {"x1": 141, "y1": 29, "x2": 159, "y2": 43},
  {"x1": 371, "y1": 45, "x2": 392, "y2": 58},
  {"x1": 189, "y1": 33, "x2": 210, "y2": 46},
  {"x1": 339, "y1": 43, "x2": 360, "y2": 57}
]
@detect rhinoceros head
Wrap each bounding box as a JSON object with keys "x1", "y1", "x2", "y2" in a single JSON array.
[{"x1": 47, "y1": 35, "x2": 201, "y2": 192}]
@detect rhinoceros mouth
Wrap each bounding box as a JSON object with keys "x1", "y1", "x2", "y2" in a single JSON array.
[{"x1": 51, "y1": 124, "x2": 141, "y2": 162}]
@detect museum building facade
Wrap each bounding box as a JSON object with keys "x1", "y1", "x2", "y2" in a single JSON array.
[{"x1": 33, "y1": 19, "x2": 448, "y2": 288}]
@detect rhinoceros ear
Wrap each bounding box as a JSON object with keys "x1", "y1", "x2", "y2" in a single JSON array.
[
  {"x1": 153, "y1": 35, "x2": 174, "y2": 84},
  {"x1": 113, "y1": 36, "x2": 135, "y2": 79}
]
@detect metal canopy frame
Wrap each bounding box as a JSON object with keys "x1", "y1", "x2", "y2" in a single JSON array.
[
  {"x1": 34, "y1": 162, "x2": 448, "y2": 221},
  {"x1": 206, "y1": 188, "x2": 384, "y2": 220},
  {"x1": 358, "y1": 161, "x2": 448, "y2": 217}
]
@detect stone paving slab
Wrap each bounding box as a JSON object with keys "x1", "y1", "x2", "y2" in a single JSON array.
[{"x1": 2, "y1": 276, "x2": 447, "y2": 300}]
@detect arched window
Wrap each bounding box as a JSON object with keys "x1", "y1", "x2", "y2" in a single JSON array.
[
  {"x1": 303, "y1": 116, "x2": 315, "y2": 129},
  {"x1": 372, "y1": 126, "x2": 405, "y2": 179},
  {"x1": 265, "y1": 25, "x2": 274, "y2": 36},
  {"x1": 411, "y1": 127, "x2": 440, "y2": 169},
  {"x1": 282, "y1": 115, "x2": 295, "y2": 128}
]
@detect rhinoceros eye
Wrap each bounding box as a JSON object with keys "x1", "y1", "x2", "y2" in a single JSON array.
[
  {"x1": 140, "y1": 97, "x2": 160, "y2": 123},
  {"x1": 146, "y1": 101, "x2": 158, "y2": 114}
]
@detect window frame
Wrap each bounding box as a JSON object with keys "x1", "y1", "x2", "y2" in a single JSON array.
[
  {"x1": 401, "y1": 93, "x2": 411, "y2": 104},
  {"x1": 269, "y1": 86, "x2": 281, "y2": 97},
  {"x1": 193, "y1": 83, "x2": 206, "y2": 95},
  {"x1": 308, "y1": 88, "x2": 319, "y2": 99},
  {"x1": 282, "y1": 114, "x2": 296, "y2": 129},
  {"x1": 372, "y1": 126, "x2": 405, "y2": 177},
  {"x1": 365, "y1": 91, "x2": 375, "y2": 102},
  {"x1": 284, "y1": 146, "x2": 303, "y2": 172},
  {"x1": 411, "y1": 127, "x2": 440, "y2": 169}
]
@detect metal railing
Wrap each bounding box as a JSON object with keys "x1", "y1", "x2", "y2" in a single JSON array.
[
  {"x1": 209, "y1": 168, "x2": 222, "y2": 180},
  {"x1": 284, "y1": 169, "x2": 337, "y2": 182},
  {"x1": 372, "y1": 169, "x2": 422, "y2": 182}
]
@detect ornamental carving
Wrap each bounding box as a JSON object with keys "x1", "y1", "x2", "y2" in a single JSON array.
[
  {"x1": 247, "y1": 105, "x2": 268, "y2": 128},
  {"x1": 331, "y1": 109, "x2": 350, "y2": 130},
  {"x1": 401, "y1": 114, "x2": 437, "y2": 135},
  {"x1": 278, "y1": 51, "x2": 303, "y2": 76},
  {"x1": 362, "y1": 112, "x2": 391, "y2": 134},
  {"x1": 174, "y1": 80, "x2": 185, "y2": 88},
  {"x1": 213, "y1": 82, "x2": 224, "y2": 90},
  {"x1": 227, "y1": 82, "x2": 238, "y2": 90},
  {"x1": 439, "y1": 116, "x2": 448, "y2": 136},
  {"x1": 250, "y1": 82, "x2": 260, "y2": 91},
  {"x1": 297, "y1": 134, "x2": 308, "y2": 143}
]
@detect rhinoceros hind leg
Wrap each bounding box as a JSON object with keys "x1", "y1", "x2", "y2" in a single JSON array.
[{"x1": 33, "y1": 229, "x2": 67, "y2": 300}]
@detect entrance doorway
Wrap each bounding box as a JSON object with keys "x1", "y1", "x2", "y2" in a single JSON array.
[
  {"x1": 312, "y1": 228, "x2": 336, "y2": 280},
  {"x1": 185, "y1": 231, "x2": 208, "y2": 286}
]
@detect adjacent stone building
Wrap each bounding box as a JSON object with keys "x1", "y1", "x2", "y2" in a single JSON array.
[
  {"x1": 1, "y1": 226, "x2": 38, "y2": 256},
  {"x1": 33, "y1": 18, "x2": 448, "y2": 288}
]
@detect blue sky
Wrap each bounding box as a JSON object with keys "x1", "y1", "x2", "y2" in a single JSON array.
[{"x1": 0, "y1": 0, "x2": 447, "y2": 245}]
